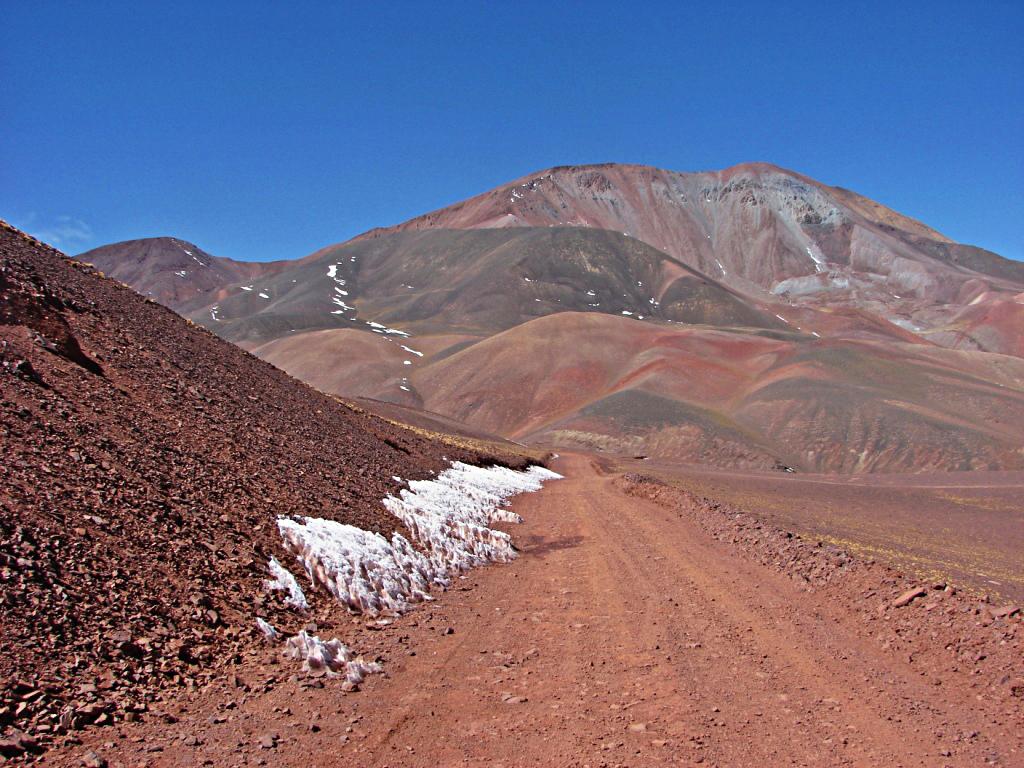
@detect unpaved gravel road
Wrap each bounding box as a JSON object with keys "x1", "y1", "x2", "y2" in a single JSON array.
[{"x1": 57, "y1": 454, "x2": 1017, "y2": 767}]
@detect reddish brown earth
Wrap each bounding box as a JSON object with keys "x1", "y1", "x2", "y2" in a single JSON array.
[
  {"x1": 41, "y1": 455, "x2": 1022, "y2": 768},
  {"x1": 76, "y1": 238, "x2": 290, "y2": 310},
  {"x1": 411, "y1": 312, "x2": 1024, "y2": 473},
  {"x1": 617, "y1": 457, "x2": 1024, "y2": 602},
  {"x1": 74, "y1": 163, "x2": 1024, "y2": 472},
  {"x1": 354, "y1": 162, "x2": 1024, "y2": 316},
  {"x1": 0, "y1": 222, "x2": 533, "y2": 759}
]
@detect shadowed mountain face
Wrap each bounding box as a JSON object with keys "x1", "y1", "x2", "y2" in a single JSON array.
[
  {"x1": 356, "y1": 163, "x2": 1023, "y2": 300},
  {"x1": 75, "y1": 163, "x2": 1024, "y2": 471},
  {"x1": 184, "y1": 228, "x2": 785, "y2": 345}
]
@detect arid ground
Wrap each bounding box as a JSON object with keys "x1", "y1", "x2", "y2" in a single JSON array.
[
  {"x1": 616, "y1": 458, "x2": 1024, "y2": 602},
  {"x1": 45, "y1": 455, "x2": 1023, "y2": 767}
]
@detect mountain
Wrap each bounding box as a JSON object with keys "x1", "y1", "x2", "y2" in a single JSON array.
[
  {"x1": 355, "y1": 162, "x2": 1024, "y2": 320},
  {"x1": 75, "y1": 163, "x2": 1024, "y2": 471},
  {"x1": 408, "y1": 312, "x2": 1024, "y2": 473},
  {"x1": 77, "y1": 236, "x2": 291, "y2": 308},
  {"x1": 0, "y1": 220, "x2": 534, "y2": 750}
]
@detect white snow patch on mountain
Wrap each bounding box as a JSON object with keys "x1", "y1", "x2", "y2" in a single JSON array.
[
  {"x1": 805, "y1": 246, "x2": 826, "y2": 273},
  {"x1": 366, "y1": 321, "x2": 410, "y2": 337}
]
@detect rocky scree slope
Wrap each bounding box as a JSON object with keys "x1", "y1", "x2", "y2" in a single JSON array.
[{"x1": 0, "y1": 221, "x2": 531, "y2": 756}]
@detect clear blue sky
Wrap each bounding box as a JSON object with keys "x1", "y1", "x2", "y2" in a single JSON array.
[{"x1": 2, "y1": 2, "x2": 1022, "y2": 262}]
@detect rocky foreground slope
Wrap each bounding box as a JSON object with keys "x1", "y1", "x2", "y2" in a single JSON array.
[
  {"x1": 0, "y1": 221, "x2": 540, "y2": 756},
  {"x1": 50, "y1": 455, "x2": 1023, "y2": 767}
]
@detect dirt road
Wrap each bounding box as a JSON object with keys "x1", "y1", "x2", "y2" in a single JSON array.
[{"x1": 58, "y1": 454, "x2": 1018, "y2": 767}]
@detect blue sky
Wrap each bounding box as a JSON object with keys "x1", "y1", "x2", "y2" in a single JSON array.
[{"x1": 2, "y1": 2, "x2": 1021, "y2": 262}]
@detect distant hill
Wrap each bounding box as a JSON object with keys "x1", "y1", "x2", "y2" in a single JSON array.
[{"x1": 77, "y1": 236, "x2": 291, "y2": 308}]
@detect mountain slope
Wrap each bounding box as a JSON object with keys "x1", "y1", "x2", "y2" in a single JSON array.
[
  {"x1": 192, "y1": 227, "x2": 785, "y2": 345},
  {"x1": 73, "y1": 162, "x2": 1024, "y2": 471},
  {"x1": 352, "y1": 162, "x2": 1024, "y2": 332},
  {"x1": 0, "y1": 221, "x2": 533, "y2": 750},
  {"x1": 406, "y1": 312, "x2": 1024, "y2": 473},
  {"x1": 77, "y1": 236, "x2": 289, "y2": 308}
]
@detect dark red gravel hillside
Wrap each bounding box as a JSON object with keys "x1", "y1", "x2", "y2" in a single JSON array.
[{"x1": 0, "y1": 221, "x2": 527, "y2": 756}]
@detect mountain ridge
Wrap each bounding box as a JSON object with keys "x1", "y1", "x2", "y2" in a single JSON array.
[{"x1": 69, "y1": 162, "x2": 1024, "y2": 471}]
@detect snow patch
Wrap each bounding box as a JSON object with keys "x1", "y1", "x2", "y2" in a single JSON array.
[
  {"x1": 400, "y1": 345, "x2": 423, "y2": 357},
  {"x1": 275, "y1": 464, "x2": 561, "y2": 618},
  {"x1": 258, "y1": 292, "x2": 270, "y2": 299},
  {"x1": 805, "y1": 246, "x2": 826, "y2": 273},
  {"x1": 383, "y1": 464, "x2": 561, "y2": 576},
  {"x1": 240, "y1": 285, "x2": 253, "y2": 291},
  {"x1": 367, "y1": 321, "x2": 409, "y2": 337},
  {"x1": 284, "y1": 631, "x2": 383, "y2": 683},
  {"x1": 889, "y1": 316, "x2": 924, "y2": 333},
  {"x1": 277, "y1": 517, "x2": 437, "y2": 616},
  {"x1": 266, "y1": 556, "x2": 309, "y2": 609},
  {"x1": 255, "y1": 618, "x2": 279, "y2": 641}
]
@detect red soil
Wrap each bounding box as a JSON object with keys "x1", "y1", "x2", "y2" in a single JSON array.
[{"x1": 44, "y1": 455, "x2": 1022, "y2": 767}]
